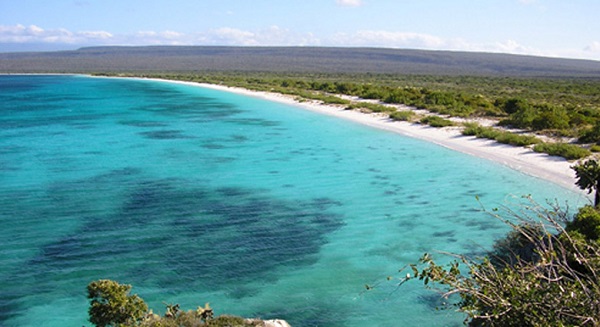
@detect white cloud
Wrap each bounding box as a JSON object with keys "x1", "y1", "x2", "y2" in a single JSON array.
[
  {"x1": 79, "y1": 30, "x2": 113, "y2": 39},
  {"x1": 336, "y1": 0, "x2": 363, "y2": 7},
  {"x1": 1, "y1": 23, "x2": 598, "y2": 61},
  {"x1": 325, "y1": 30, "x2": 600, "y2": 60},
  {"x1": 211, "y1": 27, "x2": 258, "y2": 45},
  {"x1": 518, "y1": 0, "x2": 537, "y2": 4},
  {"x1": 194, "y1": 26, "x2": 319, "y2": 46},
  {"x1": 329, "y1": 30, "x2": 548, "y2": 58},
  {"x1": 332, "y1": 30, "x2": 445, "y2": 49},
  {"x1": 28, "y1": 25, "x2": 44, "y2": 35},
  {"x1": 584, "y1": 41, "x2": 600, "y2": 53},
  {"x1": 485, "y1": 39, "x2": 542, "y2": 56},
  {"x1": 128, "y1": 30, "x2": 184, "y2": 45},
  {"x1": 0, "y1": 24, "x2": 112, "y2": 44}
]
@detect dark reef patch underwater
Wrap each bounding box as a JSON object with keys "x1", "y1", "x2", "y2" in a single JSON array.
[{"x1": 0, "y1": 75, "x2": 586, "y2": 326}]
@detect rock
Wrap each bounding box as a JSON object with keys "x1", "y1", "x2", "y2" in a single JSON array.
[
  {"x1": 245, "y1": 318, "x2": 292, "y2": 327},
  {"x1": 263, "y1": 319, "x2": 291, "y2": 327}
]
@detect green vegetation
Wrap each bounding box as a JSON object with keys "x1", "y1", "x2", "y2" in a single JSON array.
[
  {"x1": 533, "y1": 142, "x2": 591, "y2": 160},
  {"x1": 572, "y1": 159, "x2": 600, "y2": 206},
  {"x1": 377, "y1": 161, "x2": 600, "y2": 326},
  {"x1": 346, "y1": 101, "x2": 395, "y2": 113},
  {"x1": 389, "y1": 110, "x2": 415, "y2": 122},
  {"x1": 462, "y1": 123, "x2": 541, "y2": 146},
  {"x1": 419, "y1": 115, "x2": 455, "y2": 128},
  {"x1": 406, "y1": 207, "x2": 600, "y2": 327},
  {"x1": 87, "y1": 280, "x2": 262, "y2": 327},
  {"x1": 87, "y1": 280, "x2": 148, "y2": 327}
]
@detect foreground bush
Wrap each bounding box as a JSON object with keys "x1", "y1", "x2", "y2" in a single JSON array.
[
  {"x1": 87, "y1": 280, "x2": 148, "y2": 327},
  {"x1": 87, "y1": 280, "x2": 261, "y2": 327},
  {"x1": 392, "y1": 199, "x2": 600, "y2": 326}
]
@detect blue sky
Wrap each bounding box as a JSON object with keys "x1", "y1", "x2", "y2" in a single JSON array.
[{"x1": 1, "y1": 0, "x2": 599, "y2": 60}]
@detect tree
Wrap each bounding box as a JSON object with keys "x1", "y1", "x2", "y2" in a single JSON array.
[
  {"x1": 572, "y1": 159, "x2": 600, "y2": 207},
  {"x1": 87, "y1": 279, "x2": 148, "y2": 327}
]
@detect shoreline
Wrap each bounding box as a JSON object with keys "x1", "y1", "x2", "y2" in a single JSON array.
[{"x1": 124, "y1": 76, "x2": 588, "y2": 196}]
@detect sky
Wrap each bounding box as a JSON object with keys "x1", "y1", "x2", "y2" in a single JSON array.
[{"x1": 1, "y1": 0, "x2": 599, "y2": 61}]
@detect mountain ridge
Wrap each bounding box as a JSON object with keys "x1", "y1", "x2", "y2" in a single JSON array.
[{"x1": 1, "y1": 46, "x2": 600, "y2": 77}]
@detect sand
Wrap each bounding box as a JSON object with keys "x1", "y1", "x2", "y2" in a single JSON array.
[{"x1": 135, "y1": 78, "x2": 589, "y2": 196}]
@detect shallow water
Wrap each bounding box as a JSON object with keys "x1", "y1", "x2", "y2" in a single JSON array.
[{"x1": 0, "y1": 75, "x2": 588, "y2": 326}]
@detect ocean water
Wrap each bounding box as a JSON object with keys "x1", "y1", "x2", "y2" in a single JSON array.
[{"x1": 0, "y1": 75, "x2": 588, "y2": 326}]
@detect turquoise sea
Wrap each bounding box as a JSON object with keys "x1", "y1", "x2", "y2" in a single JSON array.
[{"x1": 0, "y1": 75, "x2": 589, "y2": 326}]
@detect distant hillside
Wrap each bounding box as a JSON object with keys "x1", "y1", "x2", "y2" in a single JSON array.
[{"x1": 1, "y1": 46, "x2": 600, "y2": 77}]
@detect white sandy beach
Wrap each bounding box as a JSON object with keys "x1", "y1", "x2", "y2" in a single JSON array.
[{"x1": 136, "y1": 77, "x2": 589, "y2": 197}]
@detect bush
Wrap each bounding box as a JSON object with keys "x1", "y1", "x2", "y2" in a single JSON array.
[
  {"x1": 420, "y1": 116, "x2": 454, "y2": 127},
  {"x1": 462, "y1": 123, "x2": 500, "y2": 138},
  {"x1": 87, "y1": 280, "x2": 148, "y2": 327},
  {"x1": 579, "y1": 121, "x2": 600, "y2": 143},
  {"x1": 347, "y1": 101, "x2": 394, "y2": 113},
  {"x1": 567, "y1": 205, "x2": 600, "y2": 241},
  {"x1": 494, "y1": 132, "x2": 540, "y2": 146},
  {"x1": 389, "y1": 110, "x2": 415, "y2": 121},
  {"x1": 500, "y1": 102, "x2": 572, "y2": 133},
  {"x1": 533, "y1": 142, "x2": 591, "y2": 160},
  {"x1": 530, "y1": 104, "x2": 570, "y2": 130},
  {"x1": 87, "y1": 280, "x2": 261, "y2": 327},
  {"x1": 320, "y1": 95, "x2": 351, "y2": 105},
  {"x1": 392, "y1": 202, "x2": 600, "y2": 326},
  {"x1": 462, "y1": 123, "x2": 540, "y2": 146}
]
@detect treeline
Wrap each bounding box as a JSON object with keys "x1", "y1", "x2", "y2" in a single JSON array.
[{"x1": 98, "y1": 72, "x2": 600, "y2": 159}]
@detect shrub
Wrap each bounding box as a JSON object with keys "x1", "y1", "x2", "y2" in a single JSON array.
[
  {"x1": 87, "y1": 280, "x2": 148, "y2": 327},
  {"x1": 533, "y1": 142, "x2": 591, "y2": 160},
  {"x1": 579, "y1": 121, "x2": 600, "y2": 143},
  {"x1": 567, "y1": 205, "x2": 600, "y2": 242},
  {"x1": 462, "y1": 123, "x2": 540, "y2": 146},
  {"x1": 87, "y1": 280, "x2": 261, "y2": 327},
  {"x1": 320, "y1": 95, "x2": 351, "y2": 105},
  {"x1": 493, "y1": 132, "x2": 540, "y2": 146},
  {"x1": 391, "y1": 201, "x2": 600, "y2": 326},
  {"x1": 500, "y1": 102, "x2": 571, "y2": 133},
  {"x1": 420, "y1": 116, "x2": 454, "y2": 127},
  {"x1": 462, "y1": 123, "x2": 500, "y2": 138},
  {"x1": 347, "y1": 102, "x2": 394, "y2": 113},
  {"x1": 530, "y1": 104, "x2": 570, "y2": 130},
  {"x1": 499, "y1": 97, "x2": 530, "y2": 114},
  {"x1": 591, "y1": 144, "x2": 600, "y2": 152},
  {"x1": 389, "y1": 110, "x2": 415, "y2": 121}
]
